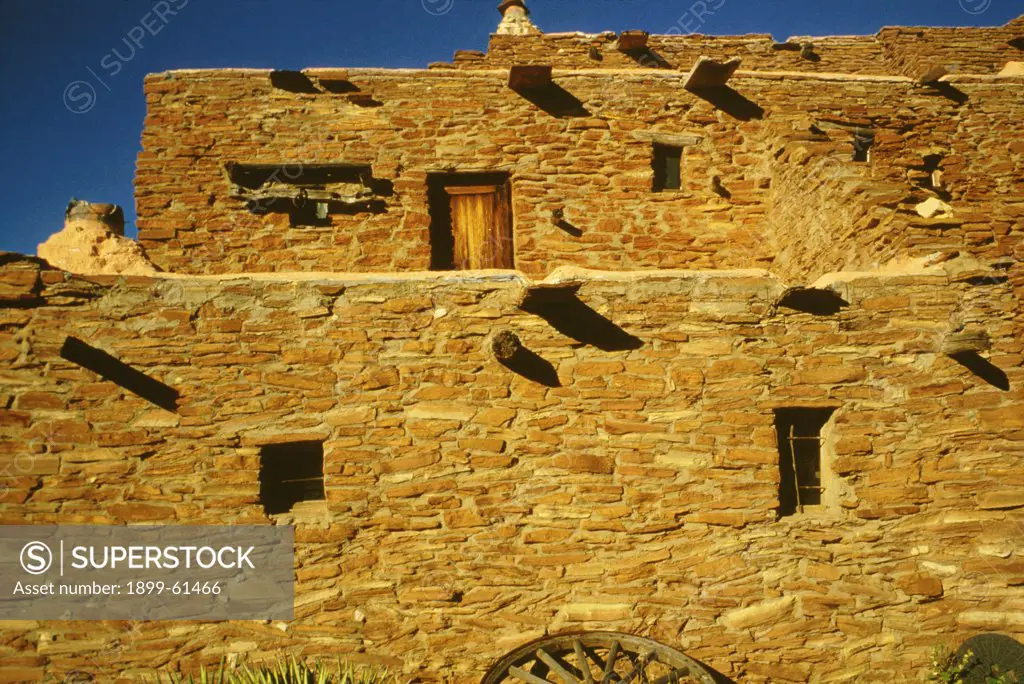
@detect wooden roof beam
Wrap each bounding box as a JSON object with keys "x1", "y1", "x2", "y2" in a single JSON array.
[
  {"x1": 616, "y1": 30, "x2": 649, "y2": 51},
  {"x1": 508, "y1": 65, "x2": 552, "y2": 91}
]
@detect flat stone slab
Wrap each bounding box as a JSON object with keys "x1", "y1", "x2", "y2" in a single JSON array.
[{"x1": 683, "y1": 56, "x2": 742, "y2": 90}]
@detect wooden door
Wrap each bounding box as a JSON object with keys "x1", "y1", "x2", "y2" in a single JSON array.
[{"x1": 445, "y1": 184, "x2": 513, "y2": 269}]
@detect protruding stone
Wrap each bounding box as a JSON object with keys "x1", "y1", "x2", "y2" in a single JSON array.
[
  {"x1": 683, "y1": 56, "x2": 742, "y2": 90},
  {"x1": 497, "y1": 0, "x2": 540, "y2": 36},
  {"x1": 941, "y1": 328, "x2": 991, "y2": 356},
  {"x1": 978, "y1": 490, "x2": 1024, "y2": 510},
  {"x1": 720, "y1": 597, "x2": 795, "y2": 629},
  {"x1": 917, "y1": 65, "x2": 948, "y2": 83},
  {"x1": 998, "y1": 61, "x2": 1024, "y2": 76},
  {"x1": 915, "y1": 197, "x2": 953, "y2": 218}
]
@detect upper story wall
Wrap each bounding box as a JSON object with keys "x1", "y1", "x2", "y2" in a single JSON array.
[
  {"x1": 134, "y1": 15, "x2": 1024, "y2": 278},
  {"x1": 135, "y1": 64, "x2": 1023, "y2": 279}
]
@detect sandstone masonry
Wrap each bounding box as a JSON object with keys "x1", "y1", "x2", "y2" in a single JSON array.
[{"x1": 2, "y1": 4, "x2": 1023, "y2": 683}]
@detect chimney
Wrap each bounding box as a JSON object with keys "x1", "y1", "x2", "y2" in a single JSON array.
[
  {"x1": 497, "y1": 0, "x2": 541, "y2": 36},
  {"x1": 65, "y1": 199, "x2": 125, "y2": 236}
]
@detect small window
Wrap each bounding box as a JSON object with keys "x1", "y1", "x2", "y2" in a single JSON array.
[
  {"x1": 851, "y1": 131, "x2": 873, "y2": 162},
  {"x1": 653, "y1": 144, "x2": 683, "y2": 191},
  {"x1": 225, "y1": 162, "x2": 381, "y2": 225},
  {"x1": 259, "y1": 441, "x2": 325, "y2": 515},
  {"x1": 775, "y1": 408, "x2": 836, "y2": 517}
]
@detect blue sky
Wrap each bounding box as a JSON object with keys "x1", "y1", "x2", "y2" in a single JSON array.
[{"x1": 0, "y1": 0, "x2": 1020, "y2": 256}]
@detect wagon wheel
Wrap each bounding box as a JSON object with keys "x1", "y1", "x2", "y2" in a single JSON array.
[
  {"x1": 955, "y1": 633, "x2": 1024, "y2": 683},
  {"x1": 481, "y1": 631, "x2": 716, "y2": 684}
]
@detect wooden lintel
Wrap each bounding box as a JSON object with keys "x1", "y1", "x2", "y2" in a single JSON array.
[
  {"x1": 683, "y1": 56, "x2": 743, "y2": 90},
  {"x1": 617, "y1": 30, "x2": 649, "y2": 51},
  {"x1": 509, "y1": 65, "x2": 552, "y2": 91}
]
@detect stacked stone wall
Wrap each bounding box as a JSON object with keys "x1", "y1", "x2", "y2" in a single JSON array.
[
  {"x1": 136, "y1": 68, "x2": 1023, "y2": 282},
  {"x1": 1, "y1": 255, "x2": 1022, "y2": 682}
]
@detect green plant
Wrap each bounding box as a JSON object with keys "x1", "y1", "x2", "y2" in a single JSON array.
[
  {"x1": 153, "y1": 655, "x2": 395, "y2": 684},
  {"x1": 928, "y1": 645, "x2": 1020, "y2": 684}
]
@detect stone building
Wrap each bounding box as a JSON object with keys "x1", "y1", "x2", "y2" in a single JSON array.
[{"x1": 2, "y1": 2, "x2": 1023, "y2": 681}]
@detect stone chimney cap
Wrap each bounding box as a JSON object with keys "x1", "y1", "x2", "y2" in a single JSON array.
[
  {"x1": 496, "y1": 0, "x2": 540, "y2": 35},
  {"x1": 498, "y1": 0, "x2": 530, "y2": 16}
]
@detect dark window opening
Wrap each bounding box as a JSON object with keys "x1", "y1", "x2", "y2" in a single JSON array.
[
  {"x1": 259, "y1": 441, "x2": 325, "y2": 515},
  {"x1": 228, "y1": 164, "x2": 370, "y2": 190},
  {"x1": 288, "y1": 196, "x2": 332, "y2": 227},
  {"x1": 775, "y1": 408, "x2": 835, "y2": 517},
  {"x1": 851, "y1": 131, "x2": 874, "y2": 162},
  {"x1": 427, "y1": 173, "x2": 514, "y2": 271},
  {"x1": 226, "y1": 163, "x2": 389, "y2": 223},
  {"x1": 653, "y1": 144, "x2": 683, "y2": 191}
]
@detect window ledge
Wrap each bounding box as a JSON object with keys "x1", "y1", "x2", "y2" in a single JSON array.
[{"x1": 268, "y1": 500, "x2": 330, "y2": 526}]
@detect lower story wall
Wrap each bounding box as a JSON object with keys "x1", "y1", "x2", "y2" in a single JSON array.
[{"x1": 0, "y1": 255, "x2": 1022, "y2": 682}]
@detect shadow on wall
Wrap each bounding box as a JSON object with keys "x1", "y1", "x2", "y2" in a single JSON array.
[
  {"x1": 688, "y1": 86, "x2": 764, "y2": 121},
  {"x1": 492, "y1": 329, "x2": 561, "y2": 387},
  {"x1": 952, "y1": 351, "x2": 1010, "y2": 391},
  {"x1": 700, "y1": 660, "x2": 738, "y2": 684},
  {"x1": 520, "y1": 293, "x2": 643, "y2": 351},
  {"x1": 776, "y1": 287, "x2": 849, "y2": 316},
  {"x1": 499, "y1": 346, "x2": 561, "y2": 387},
  {"x1": 60, "y1": 337, "x2": 179, "y2": 412},
  {"x1": 516, "y1": 84, "x2": 591, "y2": 118},
  {"x1": 623, "y1": 47, "x2": 672, "y2": 69},
  {"x1": 920, "y1": 81, "x2": 969, "y2": 105}
]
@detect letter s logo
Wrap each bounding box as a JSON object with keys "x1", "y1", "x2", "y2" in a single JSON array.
[{"x1": 20, "y1": 541, "x2": 53, "y2": 575}]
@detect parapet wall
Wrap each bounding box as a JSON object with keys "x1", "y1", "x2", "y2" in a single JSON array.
[
  {"x1": 450, "y1": 20, "x2": 1024, "y2": 78},
  {"x1": 1, "y1": 254, "x2": 1022, "y2": 682}
]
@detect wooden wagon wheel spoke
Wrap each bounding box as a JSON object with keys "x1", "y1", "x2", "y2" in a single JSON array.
[
  {"x1": 573, "y1": 639, "x2": 595, "y2": 684},
  {"x1": 619, "y1": 650, "x2": 653, "y2": 684},
  {"x1": 602, "y1": 640, "x2": 621, "y2": 683},
  {"x1": 536, "y1": 648, "x2": 579, "y2": 684},
  {"x1": 482, "y1": 631, "x2": 716, "y2": 684}
]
